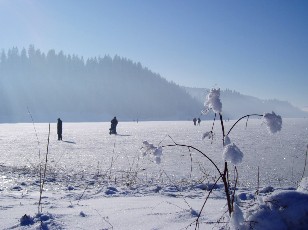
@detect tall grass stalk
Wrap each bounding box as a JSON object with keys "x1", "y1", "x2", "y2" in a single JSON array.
[
  {"x1": 256, "y1": 166, "x2": 260, "y2": 195},
  {"x1": 27, "y1": 107, "x2": 42, "y2": 191},
  {"x1": 38, "y1": 123, "x2": 51, "y2": 213}
]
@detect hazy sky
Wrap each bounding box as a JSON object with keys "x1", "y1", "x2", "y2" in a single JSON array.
[{"x1": 1, "y1": 0, "x2": 307, "y2": 110}]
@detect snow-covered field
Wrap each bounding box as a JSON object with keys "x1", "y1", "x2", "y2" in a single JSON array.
[{"x1": 0, "y1": 119, "x2": 308, "y2": 229}]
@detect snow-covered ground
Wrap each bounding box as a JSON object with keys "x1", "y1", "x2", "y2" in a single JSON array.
[{"x1": 0, "y1": 119, "x2": 307, "y2": 229}]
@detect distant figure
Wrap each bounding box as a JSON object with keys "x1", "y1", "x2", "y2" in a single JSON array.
[
  {"x1": 110, "y1": 116, "x2": 118, "y2": 135},
  {"x1": 197, "y1": 118, "x2": 201, "y2": 125},
  {"x1": 57, "y1": 118, "x2": 62, "y2": 140},
  {"x1": 193, "y1": 117, "x2": 197, "y2": 126}
]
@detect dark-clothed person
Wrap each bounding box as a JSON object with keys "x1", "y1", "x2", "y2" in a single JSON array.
[
  {"x1": 57, "y1": 118, "x2": 62, "y2": 140},
  {"x1": 193, "y1": 118, "x2": 197, "y2": 126},
  {"x1": 110, "y1": 117, "x2": 118, "y2": 134}
]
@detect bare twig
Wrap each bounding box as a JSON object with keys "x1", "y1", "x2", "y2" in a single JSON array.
[
  {"x1": 195, "y1": 175, "x2": 222, "y2": 229},
  {"x1": 227, "y1": 114, "x2": 263, "y2": 137},
  {"x1": 230, "y1": 166, "x2": 238, "y2": 211},
  {"x1": 38, "y1": 123, "x2": 50, "y2": 213},
  {"x1": 256, "y1": 166, "x2": 260, "y2": 195}
]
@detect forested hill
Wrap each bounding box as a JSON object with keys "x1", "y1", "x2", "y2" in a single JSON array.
[{"x1": 0, "y1": 46, "x2": 202, "y2": 122}]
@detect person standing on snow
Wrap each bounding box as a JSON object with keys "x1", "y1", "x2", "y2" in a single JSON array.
[
  {"x1": 57, "y1": 118, "x2": 62, "y2": 140},
  {"x1": 193, "y1": 117, "x2": 197, "y2": 126},
  {"x1": 110, "y1": 116, "x2": 118, "y2": 134},
  {"x1": 197, "y1": 118, "x2": 201, "y2": 125}
]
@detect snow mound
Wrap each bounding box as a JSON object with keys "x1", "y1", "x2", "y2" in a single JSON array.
[{"x1": 243, "y1": 191, "x2": 308, "y2": 229}]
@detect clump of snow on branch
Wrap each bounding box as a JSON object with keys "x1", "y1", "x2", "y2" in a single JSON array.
[
  {"x1": 202, "y1": 131, "x2": 213, "y2": 140},
  {"x1": 141, "y1": 141, "x2": 163, "y2": 164},
  {"x1": 203, "y1": 88, "x2": 222, "y2": 114},
  {"x1": 224, "y1": 135, "x2": 231, "y2": 146},
  {"x1": 263, "y1": 111, "x2": 282, "y2": 134},
  {"x1": 223, "y1": 143, "x2": 244, "y2": 165}
]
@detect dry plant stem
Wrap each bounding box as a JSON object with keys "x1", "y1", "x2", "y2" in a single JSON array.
[
  {"x1": 210, "y1": 113, "x2": 217, "y2": 144},
  {"x1": 27, "y1": 107, "x2": 43, "y2": 199},
  {"x1": 223, "y1": 162, "x2": 232, "y2": 216},
  {"x1": 188, "y1": 147, "x2": 193, "y2": 179},
  {"x1": 77, "y1": 183, "x2": 90, "y2": 205},
  {"x1": 219, "y1": 113, "x2": 225, "y2": 145},
  {"x1": 194, "y1": 175, "x2": 222, "y2": 230},
  {"x1": 226, "y1": 114, "x2": 263, "y2": 136},
  {"x1": 162, "y1": 142, "x2": 222, "y2": 176},
  {"x1": 104, "y1": 140, "x2": 121, "y2": 182},
  {"x1": 300, "y1": 146, "x2": 308, "y2": 182},
  {"x1": 162, "y1": 140, "x2": 234, "y2": 215},
  {"x1": 38, "y1": 123, "x2": 50, "y2": 213},
  {"x1": 93, "y1": 209, "x2": 114, "y2": 229},
  {"x1": 256, "y1": 166, "x2": 260, "y2": 195},
  {"x1": 230, "y1": 166, "x2": 238, "y2": 211},
  {"x1": 219, "y1": 113, "x2": 233, "y2": 215}
]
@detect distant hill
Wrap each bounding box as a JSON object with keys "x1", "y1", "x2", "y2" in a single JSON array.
[
  {"x1": 0, "y1": 46, "x2": 202, "y2": 122},
  {"x1": 1, "y1": 46, "x2": 306, "y2": 123},
  {"x1": 184, "y1": 87, "x2": 308, "y2": 119}
]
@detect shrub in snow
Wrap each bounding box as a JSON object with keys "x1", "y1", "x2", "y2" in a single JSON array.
[
  {"x1": 204, "y1": 88, "x2": 222, "y2": 113},
  {"x1": 263, "y1": 111, "x2": 282, "y2": 134},
  {"x1": 223, "y1": 143, "x2": 244, "y2": 165}
]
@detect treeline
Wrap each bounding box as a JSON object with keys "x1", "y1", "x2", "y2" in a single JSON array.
[{"x1": 0, "y1": 45, "x2": 202, "y2": 122}]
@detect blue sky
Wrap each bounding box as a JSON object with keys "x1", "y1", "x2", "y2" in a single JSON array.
[{"x1": 1, "y1": 0, "x2": 307, "y2": 110}]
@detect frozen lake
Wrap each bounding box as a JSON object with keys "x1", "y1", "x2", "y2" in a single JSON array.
[{"x1": 1, "y1": 118, "x2": 308, "y2": 190}]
